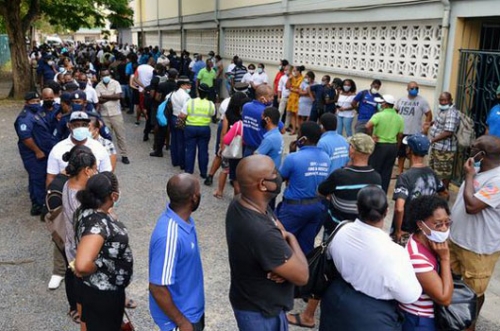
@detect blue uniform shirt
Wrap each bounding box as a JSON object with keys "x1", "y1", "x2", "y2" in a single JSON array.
[
  {"x1": 487, "y1": 104, "x2": 500, "y2": 138},
  {"x1": 256, "y1": 127, "x2": 284, "y2": 168},
  {"x1": 242, "y1": 101, "x2": 284, "y2": 149},
  {"x1": 354, "y1": 90, "x2": 381, "y2": 121},
  {"x1": 324, "y1": 87, "x2": 337, "y2": 113},
  {"x1": 36, "y1": 61, "x2": 56, "y2": 82},
  {"x1": 317, "y1": 131, "x2": 349, "y2": 173},
  {"x1": 55, "y1": 112, "x2": 112, "y2": 141},
  {"x1": 192, "y1": 61, "x2": 206, "y2": 82},
  {"x1": 279, "y1": 146, "x2": 332, "y2": 199},
  {"x1": 15, "y1": 104, "x2": 58, "y2": 156},
  {"x1": 149, "y1": 206, "x2": 205, "y2": 331}
]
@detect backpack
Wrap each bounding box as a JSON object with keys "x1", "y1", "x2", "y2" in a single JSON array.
[
  {"x1": 156, "y1": 92, "x2": 173, "y2": 127},
  {"x1": 44, "y1": 174, "x2": 69, "y2": 251},
  {"x1": 455, "y1": 112, "x2": 475, "y2": 148}
]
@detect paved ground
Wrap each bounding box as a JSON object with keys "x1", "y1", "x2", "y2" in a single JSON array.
[{"x1": 0, "y1": 96, "x2": 499, "y2": 330}]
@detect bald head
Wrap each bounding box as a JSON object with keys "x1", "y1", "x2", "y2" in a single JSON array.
[
  {"x1": 41, "y1": 88, "x2": 55, "y2": 100},
  {"x1": 256, "y1": 84, "x2": 273, "y2": 100},
  {"x1": 166, "y1": 173, "x2": 199, "y2": 205},
  {"x1": 474, "y1": 135, "x2": 500, "y2": 160},
  {"x1": 237, "y1": 155, "x2": 275, "y2": 193}
]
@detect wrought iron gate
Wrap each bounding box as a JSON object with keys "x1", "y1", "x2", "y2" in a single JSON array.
[{"x1": 453, "y1": 49, "x2": 500, "y2": 182}]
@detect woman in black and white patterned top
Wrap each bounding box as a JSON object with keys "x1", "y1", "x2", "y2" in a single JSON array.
[{"x1": 74, "y1": 171, "x2": 133, "y2": 331}]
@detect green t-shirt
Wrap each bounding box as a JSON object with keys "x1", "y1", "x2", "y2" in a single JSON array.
[
  {"x1": 370, "y1": 107, "x2": 404, "y2": 143},
  {"x1": 197, "y1": 68, "x2": 216, "y2": 87}
]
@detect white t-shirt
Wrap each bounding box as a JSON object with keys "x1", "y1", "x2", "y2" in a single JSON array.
[
  {"x1": 47, "y1": 137, "x2": 112, "y2": 175},
  {"x1": 85, "y1": 85, "x2": 99, "y2": 105},
  {"x1": 450, "y1": 166, "x2": 500, "y2": 254},
  {"x1": 136, "y1": 64, "x2": 154, "y2": 92},
  {"x1": 170, "y1": 89, "x2": 191, "y2": 117},
  {"x1": 395, "y1": 95, "x2": 431, "y2": 135},
  {"x1": 330, "y1": 220, "x2": 422, "y2": 304},
  {"x1": 226, "y1": 63, "x2": 236, "y2": 74},
  {"x1": 241, "y1": 72, "x2": 254, "y2": 84},
  {"x1": 252, "y1": 72, "x2": 268, "y2": 87},
  {"x1": 219, "y1": 97, "x2": 231, "y2": 119},
  {"x1": 278, "y1": 74, "x2": 290, "y2": 98},
  {"x1": 337, "y1": 94, "x2": 356, "y2": 118}
]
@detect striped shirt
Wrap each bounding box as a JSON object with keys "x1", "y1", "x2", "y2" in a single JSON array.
[
  {"x1": 148, "y1": 206, "x2": 204, "y2": 330},
  {"x1": 232, "y1": 65, "x2": 247, "y2": 84},
  {"x1": 96, "y1": 135, "x2": 116, "y2": 156},
  {"x1": 400, "y1": 234, "x2": 438, "y2": 318}
]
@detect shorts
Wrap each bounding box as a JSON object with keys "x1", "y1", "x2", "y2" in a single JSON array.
[
  {"x1": 228, "y1": 158, "x2": 241, "y2": 181},
  {"x1": 132, "y1": 89, "x2": 140, "y2": 105},
  {"x1": 139, "y1": 92, "x2": 145, "y2": 110},
  {"x1": 397, "y1": 134, "x2": 409, "y2": 157},
  {"x1": 449, "y1": 240, "x2": 500, "y2": 296},
  {"x1": 429, "y1": 149, "x2": 455, "y2": 180}
]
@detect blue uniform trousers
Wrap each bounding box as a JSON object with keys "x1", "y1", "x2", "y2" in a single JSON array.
[
  {"x1": 170, "y1": 115, "x2": 186, "y2": 169},
  {"x1": 276, "y1": 200, "x2": 327, "y2": 254},
  {"x1": 184, "y1": 125, "x2": 210, "y2": 176},
  {"x1": 21, "y1": 153, "x2": 47, "y2": 206}
]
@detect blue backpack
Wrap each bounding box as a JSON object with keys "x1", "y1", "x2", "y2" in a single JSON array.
[{"x1": 156, "y1": 93, "x2": 173, "y2": 127}]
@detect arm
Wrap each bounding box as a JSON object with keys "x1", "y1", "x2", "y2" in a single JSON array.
[
  {"x1": 463, "y1": 158, "x2": 489, "y2": 214},
  {"x1": 222, "y1": 121, "x2": 240, "y2": 145},
  {"x1": 75, "y1": 234, "x2": 104, "y2": 277},
  {"x1": 22, "y1": 138, "x2": 45, "y2": 159},
  {"x1": 365, "y1": 120, "x2": 374, "y2": 136},
  {"x1": 392, "y1": 198, "x2": 406, "y2": 243},
  {"x1": 46, "y1": 174, "x2": 56, "y2": 188},
  {"x1": 430, "y1": 131, "x2": 453, "y2": 144},
  {"x1": 271, "y1": 231, "x2": 309, "y2": 286},
  {"x1": 422, "y1": 111, "x2": 433, "y2": 134},
  {"x1": 415, "y1": 242, "x2": 453, "y2": 306},
  {"x1": 99, "y1": 93, "x2": 122, "y2": 102},
  {"x1": 149, "y1": 284, "x2": 194, "y2": 331}
]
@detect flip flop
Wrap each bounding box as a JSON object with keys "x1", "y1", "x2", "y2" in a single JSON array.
[
  {"x1": 68, "y1": 310, "x2": 81, "y2": 324},
  {"x1": 213, "y1": 191, "x2": 223, "y2": 199},
  {"x1": 125, "y1": 298, "x2": 137, "y2": 309},
  {"x1": 287, "y1": 313, "x2": 315, "y2": 329}
]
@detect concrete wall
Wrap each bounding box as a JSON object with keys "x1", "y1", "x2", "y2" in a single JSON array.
[{"x1": 219, "y1": 0, "x2": 279, "y2": 11}]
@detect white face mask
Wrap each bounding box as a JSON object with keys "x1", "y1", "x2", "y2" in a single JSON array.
[
  {"x1": 248, "y1": 70, "x2": 255, "y2": 74},
  {"x1": 343, "y1": 85, "x2": 351, "y2": 92},
  {"x1": 439, "y1": 104, "x2": 450, "y2": 111},
  {"x1": 421, "y1": 222, "x2": 450, "y2": 243},
  {"x1": 371, "y1": 88, "x2": 379, "y2": 94}
]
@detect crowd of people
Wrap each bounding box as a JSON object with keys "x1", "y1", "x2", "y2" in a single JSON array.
[{"x1": 13, "y1": 40, "x2": 500, "y2": 331}]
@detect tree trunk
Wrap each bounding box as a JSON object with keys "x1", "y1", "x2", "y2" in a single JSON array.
[{"x1": 1, "y1": 0, "x2": 37, "y2": 99}]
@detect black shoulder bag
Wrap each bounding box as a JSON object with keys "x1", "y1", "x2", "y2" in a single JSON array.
[{"x1": 295, "y1": 220, "x2": 351, "y2": 300}]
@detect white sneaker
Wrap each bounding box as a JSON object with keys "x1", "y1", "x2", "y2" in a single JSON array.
[{"x1": 48, "y1": 275, "x2": 64, "y2": 290}]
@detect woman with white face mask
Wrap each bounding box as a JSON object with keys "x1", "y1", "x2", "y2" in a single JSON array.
[
  {"x1": 336, "y1": 78, "x2": 357, "y2": 137},
  {"x1": 400, "y1": 195, "x2": 454, "y2": 331}
]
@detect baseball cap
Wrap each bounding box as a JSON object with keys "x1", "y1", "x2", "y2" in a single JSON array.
[
  {"x1": 233, "y1": 82, "x2": 249, "y2": 93},
  {"x1": 64, "y1": 82, "x2": 79, "y2": 91},
  {"x1": 69, "y1": 111, "x2": 90, "y2": 123},
  {"x1": 24, "y1": 91, "x2": 40, "y2": 101},
  {"x1": 403, "y1": 134, "x2": 430, "y2": 156},
  {"x1": 348, "y1": 133, "x2": 375, "y2": 154},
  {"x1": 496, "y1": 85, "x2": 500, "y2": 95},
  {"x1": 71, "y1": 91, "x2": 87, "y2": 101},
  {"x1": 374, "y1": 94, "x2": 396, "y2": 105},
  {"x1": 60, "y1": 92, "x2": 72, "y2": 103}
]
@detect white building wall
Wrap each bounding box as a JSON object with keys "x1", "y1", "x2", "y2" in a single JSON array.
[{"x1": 185, "y1": 29, "x2": 218, "y2": 56}]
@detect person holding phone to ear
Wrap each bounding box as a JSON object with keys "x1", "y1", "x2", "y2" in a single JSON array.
[{"x1": 449, "y1": 135, "x2": 500, "y2": 331}]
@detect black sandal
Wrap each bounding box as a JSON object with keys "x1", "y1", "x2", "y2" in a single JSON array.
[{"x1": 68, "y1": 310, "x2": 81, "y2": 324}]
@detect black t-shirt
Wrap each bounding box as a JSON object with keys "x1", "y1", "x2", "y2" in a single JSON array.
[
  {"x1": 225, "y1": 199, "x2": 294, "y2": 317},
  {"x1": 117, "y1": 63, "x2": 128, "y2": 85},
  {"x1": 157, "y1": 80, "x2": 177, "y2": 102},
  {"x1": 318, "y1": 165, "x2": 382, "y2": 224},
  {"x1": 392, "y1": 166, "x2": 444, "y2": 231}
]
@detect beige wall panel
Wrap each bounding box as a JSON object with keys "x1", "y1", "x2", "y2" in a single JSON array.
[
  {"x1": 219, "y1": 0, "x2": 280, "y2": 11},
  {"x1": 159, "y1": 0, "x2": 179, "y2": 19},
  {"x1": 143, "y1": 0, "x2": 159, "y2": 22},
  {"x1": 182, "y1": 0, "x2": 215, "y2": 16}
]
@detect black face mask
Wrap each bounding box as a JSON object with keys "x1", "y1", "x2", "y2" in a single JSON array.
[
  {"x1": 263, "y1": 173, "x2": 283, "y2": 196},
  {"x1": 78, "y1": 81, "x2": 87, "y2": 90},
  {"x1": 43, "y1": 100, "x2": 54, "y2": 108},
  {"x1": 260, "y1": 118, "x2": 268, "y2": 129}
]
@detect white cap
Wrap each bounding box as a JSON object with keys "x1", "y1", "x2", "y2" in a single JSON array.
[{"x1": 374, "y1": 94, "x2": 396, "y2": 105}]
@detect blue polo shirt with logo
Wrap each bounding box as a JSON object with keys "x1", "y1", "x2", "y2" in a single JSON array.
[
  {"x1": 256, "y1": 127, "x2": 284, "y2": 168},
  {"x1": 354, "y1": 90, "x2": 381, "y2": 121},
  {"x1": 279, "y1": 146, "x2": 332, "y2": 199},
  {"x1": 149, "y1": 205, "x2": 204, "y2": 331},
  {"x1": 317, "y1": 131, "x2": 349, "y2": 173},
  {"x1": 243, "y1": 101, "x2": 284, "y2": 150},
  {"x1": 487, "y1": 104, "x2": 500, "y2": 138}
]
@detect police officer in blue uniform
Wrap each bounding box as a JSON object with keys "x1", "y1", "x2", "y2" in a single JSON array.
[{"x1": 15, "y1": 92, "x2": 59, "y2": 216}]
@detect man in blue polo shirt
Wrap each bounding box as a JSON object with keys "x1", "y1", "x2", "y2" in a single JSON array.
[
  {"x1": 256, "y1": 107, "x2": 284, "y2": 168},
  {"x1": 277, "y1": 122, "x2": 332, "y2": 254},
  {"x1": 486, "y1": 86, "x2": 500, "y2": 138},
  {"x1": 149, "y1": 174, "x2": 205, "y2": 331},
  {"x1": 352, "y1": 79, "x2": 382, "y2": 133},
  {"x1": 242, "y1": 85, "x2": 284, "y2": 157},
  {"x1": 317, "y1": 113, "x2": 349, "y2": 173}
]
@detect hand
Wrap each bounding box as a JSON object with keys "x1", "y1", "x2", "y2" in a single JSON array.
[
  {"x1": 422, "y1": 122, "x2": 431, "y2": 134},
  {"x1": 463, "y1": 157, "x2": 476, "y2": 176},
  {"x1": 35, "y1": 151, "x2": 46, "y2": 160},
  {"x1": 267, "y1": 272, "x2": 286, "y2": 284},
  {"x1": 428, "y1": 240, "x2": 450, "y2": 261},
  {"x1": 178, "y1": 321, "x2": 194, "y2": 331},
  {"x1": 372, "y1": 135, "x2": 379, "y2": 143}
]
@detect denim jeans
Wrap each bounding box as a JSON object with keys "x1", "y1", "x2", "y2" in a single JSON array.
[
  {"x1": 402, "y1": 311, "x2": 436, "y2": 331},
  {"x1": 233, "y1": 309, "x2": 288, "y2": 331},
  {"x1": 337, "y1": 116, "x2": 354, "y2": 137},
  {"x1": 184, "y1": 125, "x2": 211, "y2": 176}
]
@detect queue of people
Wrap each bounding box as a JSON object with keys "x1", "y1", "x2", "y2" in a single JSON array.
[{"x1": 15, "y1": 41, "x2": 500, "y2": 331}]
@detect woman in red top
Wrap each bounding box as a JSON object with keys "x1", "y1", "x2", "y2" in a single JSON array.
[{"x1": 401, "y1": 195, "x2": 453, "y2": 331}]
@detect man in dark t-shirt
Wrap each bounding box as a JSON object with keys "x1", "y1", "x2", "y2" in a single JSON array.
[
  {"x1": 392, "y1": 133, "x2": 446, "y2": 244},
  {"x1": 226, "y1": 155, "x2": 308, "y2": 331}
]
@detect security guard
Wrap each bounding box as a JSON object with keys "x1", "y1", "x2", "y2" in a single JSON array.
[
  {"x1": 15, "y1": 92, "x2": 58, "y2": 215},
  {"x1": 180, "y1": 83, "x2": 216, "y2": 177}
]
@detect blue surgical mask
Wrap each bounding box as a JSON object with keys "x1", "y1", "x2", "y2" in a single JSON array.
[
  {"x1": 113, "y1": 191, "x2": 121, "y2": 207},
  {"x1": 72, "y1": 127, "x2": 90, "y2": 141},
  {"x1": 257, "y1": 68, "x2": 263, "y2": 74},
  {"x1": 409, "y1": 88, "x2": 419, "y2": 97},
  {"x1": 438, "y1": 104, "x2": 450, "y2": 111},
  {"x1": 102, "y1": 76, "x2": 111, "y2": 84},
  {"x1": 474, "y1": 161, "x2": 481, "y2": 173},
  {"x1": 186, "y1": 88, "x2": 191, "y2": 94},
  {"x1": 377, "y1": 104, "x2": 383, "y2": 111}
]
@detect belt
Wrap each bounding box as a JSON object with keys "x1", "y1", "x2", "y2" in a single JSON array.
[{"x1": 283, "y1": 197, "x2": 322, "y2": 205}]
